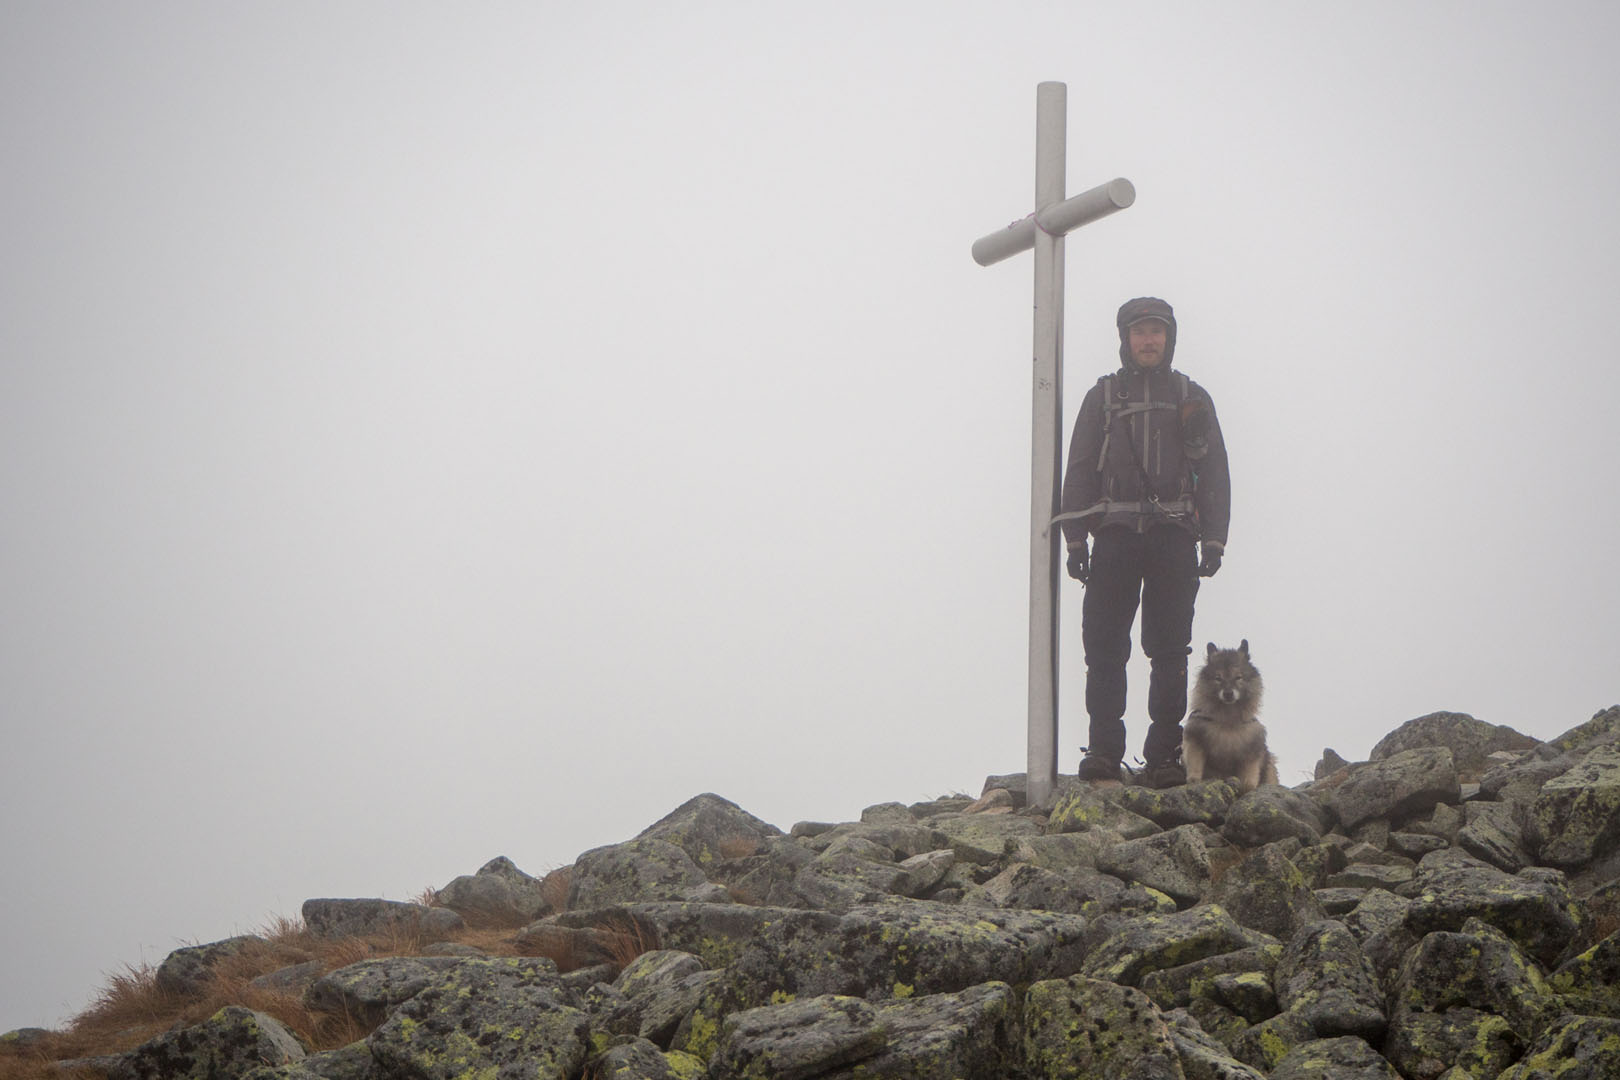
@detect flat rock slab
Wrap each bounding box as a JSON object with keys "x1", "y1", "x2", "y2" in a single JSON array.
[{"x1": 111, "y1": 1007, "x2": 305, "y2": 1080}]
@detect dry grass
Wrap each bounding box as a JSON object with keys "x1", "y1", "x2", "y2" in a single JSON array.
[{"x1": 0, "y1": 908, "x2": 554, "y2": 1075}]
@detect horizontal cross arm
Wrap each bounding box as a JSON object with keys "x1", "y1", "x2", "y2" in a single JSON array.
[{"x1": 970, "y1": 177, "x2": 1136, "y2": 267}]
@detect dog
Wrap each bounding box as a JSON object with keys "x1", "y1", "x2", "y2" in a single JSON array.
[{"x1": 1184, "y1": 640, "x2": 1277, "y2": 792}]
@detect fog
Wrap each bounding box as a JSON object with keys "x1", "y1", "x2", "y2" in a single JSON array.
[{"x1": 4, "y1": 1, "x2": 1617, "y2": 1029}]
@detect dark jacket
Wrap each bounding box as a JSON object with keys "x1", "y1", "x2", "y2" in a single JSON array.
[{"x1": 1058, "y1": 360, "x2": 1230, "y2": 549}]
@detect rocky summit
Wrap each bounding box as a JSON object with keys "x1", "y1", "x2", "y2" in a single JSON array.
[{"x1": 9, "y1": 706, "x2": 1620, "y2": 1080}]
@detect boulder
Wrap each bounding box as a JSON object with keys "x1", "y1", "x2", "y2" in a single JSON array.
[
  {"x1": 1212, "y1": 844, "x2": 1328, "y2": 941},
  {"x1": 303, "y1": 956, "x2": 473, "y2": 1023},
  {"x1": 1527, "y1": 744, "x2": 1620, "y2": 868},
  {"x1": 110, "y1": 1006, "x2": 305, "y2": 1080},
  {"x1": 635, "y1": 792, "x2": 783, "y2": 869},
  {"x1": 1023, "y1": 976, "x2": 1182, "y2": 1079},
  {"x1": 1328, "y1": 748, "x2": 1460, "y2": 831},
  {"x1": 568, "y1": 839, "x2": 712, "y2": 909},
  {"x1": 1270, "y1": 1036, "x2": 1401, "y2": 1080},
  {"x1": 1457, "y1": 800, "x2": 1532, "y2": 872},
  {"x1": 1496, "y1": 1014, "x2": 1620, "y2": 1080},
  {"x1": 154, "y1": 935, "x2": 265, "y2": 997},
  {"x1": 1094, "y1": 823, "x2": 1213, "y2": 907},
  {"x1": 1402, "y1": 861, "x2": 1580, "y2": 968},
  {"x1": 1164, "y1": 1009, "x2": 1268, "y2": 1079},
  {"x1": 1221, "y1": 786, "x2": 1331, "y2": 846},
  {"x1": 434, "y1": 855, "x2": 553, "y2": 926},
  {"x1": 706, "y1": 995, "x2": 887, "y2": 1080},
  {"x1": 813, "y1": 982, "x2": 1019, "y2": 1080},
  {"x1": 1048, "y1": 785, "x2": 1161, "y2": 839},
  {"x1": 300, "y1": 898, "x2": 463, "y2": 940},
  {"x1": 1370, "y1": 711, "x2": 1538, "y2": 778},
  {"x1": 1548, "y1": 928, "x2": 1620, "y2": 1017},
  {"x1": 1274, "y1": 921, "x2": 1386, "y2": 1041},
  {"x1": 1117, "y1": 780, "x2": 1240, "y2": 829},
  {"x1": 366, "y1": 958, "x2": 590, "y2": 1080},
  {"x1": 1138, "y1": 943, "x2": 1282, "y2": 1014},
  {"x1": 1083, "y1": 903, "x2": 1274, "y2": 987}
]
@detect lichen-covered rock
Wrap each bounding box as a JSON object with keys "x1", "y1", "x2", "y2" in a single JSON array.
[
  {"x1": 1549, "y1": 929, "x2": 1620, "y2": 1017},
  {"x1": 1049, "y1": 785, "x2": 1161, "y2": 839},
  {"x1": 1119, "y1": 780, "x2": 1240, "y2": 829},
  {"x1": 1083, "y1": 903, "x2": 1274, "y2": 987},
  {"x1": 787, "y1": 835, "x2": 915, "y2": 911},
  {"x1": 1139, "y1": 944, "x2": 1282, "y2": 1013},
  {"x1": 1212, "y1": 844, "x2": 1327, "y2": 940},
  {"x1": 1164, "y1": 1009, "x2": 1268, "y2": 1079},
  {"x1": 626, "y1": 902, "x2": 837, "y2": 972},
  {"x1": 366, "y1": 959, "x2": 590, "y2": 1080},
  {"x1": 1456, "y1": 801, "x2": 1532, "y2": 872},
  {"x1": 1382, "y1": 1008, "x2": 1518, "y2": 1080},
  {"x1": 979, "y1": 861, "x2": 1090, "y2": 913},
  {"x1": 1328, "y1": 748, "x2": 1460, "y2": 832},
  {"x1": 303, "y1": 956, "x2": 475, "y2": 1023},
  {"x1": 1007, "y1": 830, "x2": 1111, "y2": 874},
  {"x1": 1231, "y1": 1010, "x2": 1317, "y2": 1072},
  {"x1": 815, "y1": 981, "x2": 1018, "y2": 1080},
  {"x1": 1548, "y1": 704, "x2": 1620, "y2": 756},
  {"x1": 599, "y1": 949, "x2": 716, "y2": 1046},
  {"x1": 706, "y1": 995, "x2": 887, "y2": 1080},
  {"x1": 1495, "y1": 1014, "x2": 1620, "y2": 1080},
  {"x1": 569, "y1": 839, "x2": 712, "y2": 909},
  {"x1": 1325, "y1": 863, "x2": 1414, "y2": 892},
  {"x1": 636, "y1": 793, "x2": 784, "y2": 870},
  {"x1": 1402, "y1": 861, "x2": 1580, "y2": 967},
  {"x1": 1389, "y1": 918, "x2": 1554, "y2": 1040},
  {"x1": 1527, "y1": 744, "x2": 1620, "y2": 869},
  {"x1": 1210, "y1": 971, "x2": 1279, "y2": 1024},
  {"x1": 1370, "y1": 711, "x2": 1538, "y2": 778},
  {"x1": 1480, "y1": 746, "x2": 1574, "y2": 809},
  {"x1": 895, "y1": 849, "x2": 955, "y2": 897},
  {"x1": 153, "y1": 935, "x2": 265, "y2": 998},
  {"x1": 1269, "y1": 1036, "x2": 1400, "y2": 1080},
  {"x1": 1023, "y1": 976, "x2": 1182, "y2": 1079},
  {"x1": 111, "y1": 1006, "x2": 305, "y2": 1080},
  {"x1": 1274, "y1": 921, "x2": 1386, "y2": 1041},
  {"x1": 242, "y1": 1042, "x2": 374, "y2": 1080},
  {"x1": 588, "y1": 1036, "x2": 700, "y2": 1079},
  {"x1": 301, "y1": 898, "x2": 463, "y2": 940},
  {"x1": 1095, "y1": 823, "x2": 1213, "y2": 907},
  {"x1": 924, "y1": 811, "x2": 1044, "y2": 865},
  {"x1": 434, "y1": 855, "x2": 553, "y2": 925},
  {"x1": 1221, "y1": 786, "x2": 1331, "y2": 847}
]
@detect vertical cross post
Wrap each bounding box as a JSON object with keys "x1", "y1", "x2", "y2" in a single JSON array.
[{"x1": 971, "y1": 81, "x2": 1135, "y2": 807}]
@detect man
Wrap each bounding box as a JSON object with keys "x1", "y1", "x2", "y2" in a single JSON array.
[{"x1": 1058, "y1": 296, "x2": 1230, "y2": 786}]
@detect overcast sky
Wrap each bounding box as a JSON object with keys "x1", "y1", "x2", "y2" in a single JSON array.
[{"x1": 4, "y1": 1, "x2": 1618, "y2": 1031}]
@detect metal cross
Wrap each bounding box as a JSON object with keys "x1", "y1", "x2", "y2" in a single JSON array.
[{"x1": 971, "y1": 81, "x2": 1135, "y2": 807}]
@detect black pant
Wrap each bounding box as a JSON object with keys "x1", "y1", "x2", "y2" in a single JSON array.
[{"x1": 1081, "y1": 525, "x2": 1200, "y2": 764}]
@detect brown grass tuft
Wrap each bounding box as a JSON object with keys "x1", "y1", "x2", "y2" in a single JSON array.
[{"x1": 539, "y1": 867, "x2": 571, "y2": 914}]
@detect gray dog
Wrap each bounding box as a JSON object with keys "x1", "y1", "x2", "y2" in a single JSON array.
[{"x1": 1184, "y1": 640, "x2": 1278, "y2": 791}]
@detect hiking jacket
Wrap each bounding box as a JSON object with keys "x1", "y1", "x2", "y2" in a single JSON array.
[{"x1": 1058, "y1": 362, "x2": 1230, "y2": 548}]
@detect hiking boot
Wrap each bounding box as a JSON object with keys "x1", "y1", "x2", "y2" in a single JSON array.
[
  {"x1": 1136, "y1": 758, "x2": 1187, "y2": 790},
  {"x1": 1077, "y1": 753, "x2": 1123, "y2": 783}
]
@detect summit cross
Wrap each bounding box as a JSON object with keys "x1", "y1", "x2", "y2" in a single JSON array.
[{"x1": 970, "y1": 81, "x2": 1135, "y2": 807}]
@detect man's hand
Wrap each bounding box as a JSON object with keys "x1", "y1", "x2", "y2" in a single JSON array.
[
  {"x1": 1066, "y1": 543, "x2": 1089, "y2": 583},
  {"x1": 1198, "y1": 543, "x2": 1223, "y2": 578}
]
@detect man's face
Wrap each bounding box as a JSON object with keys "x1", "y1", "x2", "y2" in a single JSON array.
[{"x1": 1128, "y1": 318, "x2": 1168, "y2": 368}]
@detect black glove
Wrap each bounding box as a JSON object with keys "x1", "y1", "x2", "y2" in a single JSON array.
[
  {"x1": 1066, "y1": 543, "x2": 1089, "y2": 583},
  {"x1": 1198, "y1": 544, "x2": 1223, "y2": 578}
]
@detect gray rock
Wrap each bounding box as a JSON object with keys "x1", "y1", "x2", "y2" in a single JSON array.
[
  {"x1": 1212, "y1": 844, "x2": 1328, "y2": 940},
  {"x1": 1315, "y1": 748, "x2": 1351, "y2": 779},
  {"x1": 1391, "y1": 919, "x2": 1555, "y2": 1041},
  {"x1": 111, "y1": 1006, "x2": 305, "y2": 1080},
  {"x1": 1023, "y1": 976, "x2": 1182, "y2": 1079},
  {"x1": 603, "y1": 949, "x2": 713, "y2": 1046},
  {"x1": 1270, "y1": 1036, "x2": 1400, "y2": 1080},
  {"x1": 1231, "y1": 1010, "x2": 1318, "y2": 1072},
  {"x1": 568, "y1": 839, "x2": 711, "y2": 909},
  {"x1": 1048, "y1": 785, "x2": 1161, "y2": 839},
  {"x1": 1496, "y1": 1014, "x2": 1620, "y2": 1080},
  {"x1": 300, "y1": 898, "x2": 463, "y2": 940},
  {"x1": 366, "y1": 959, "x2": 590, "y2": 1080},
  {"x1": 434, "y1": 855, "x2": 553, "y2": 926},
  {"x1": 895, "y1": 849, "x2": 955, "y2": 897},
  {"x1": 1387, "y1": 831, "x2": 1449, "y2": 860},
  {"x1": 635, "y1": 792, "x2": 783, "y2": 870},
  {"x1": 1527, "y1": 744, "x2": 1620, "y2": 869},
  {"x1": 1480, "y1": 752, "x2": 1575, "y2": 809},
  {"x1": 815, "y1": 982, "x2": 1018, "y2": 1080},
  {"x1": 1457, "y1": 799, "x2": 1532, "y2": 872},
  {"x1": 1547, "y1": 704, "x2": 1620, "y2": 757},
  {"x1": 1325, "y1": 863, "x2": 1414, "y2": 891},
  {"x1": 1221, "y1": 786, "x2": 1331, "y2": 847},
  {"x1": 154, "y1": 935, "x2": 264, "y2": 997},
  {"x1": 303, "y1": 956, "x2": 472, "y2": 1022},
  {"x1": 707, "y1": 995, "x2": 887, "y2": 1080},
  {"x1": 1164, "y1": 1009, "x2": 1268, "y2": 1079},
  {"x1": 1138, "y1": 944, "x2": 1282, "y2": 1013},
  {"x1": 1117, "y1": 780, "x2": 1240, "y2": 829},
  {"x1": 860, "y1": 801, "x2": 917, "y2": 826},
  {"x1": 1314, "y1": 888, "x2": 1366, "y2": 916},
  {"x1": 1083, "y1": 903, "x2": 1275, "y2": 988},
  {"x1": 248, "y1": 960, "x2": 324, "y2": 996},
  {"x1": 1549, "y1": 928, "x2": 1620, "y2": 1018},
  {"x1": 728, "y1": 835, "x2": 818, "y2": 906},
  {"x1": 1274, "y1": 920, "x2": 1386, "y2": 1041},
  {"x1": 924, "y1": 812, "x2": 1044, "y2": 864},
  {"x1": 1328, "y1": 747, "x2": 1460, "y2": 832},
  {"x1": 1370, "y1": 711, "x2": 1538, "y2": 778},
  {"x1": 1095, "y1": 823, "x2": 1212, "y2": 907},
  {"x1": 587, "y1": 1037, "x2": 694, "y2": 1079},
  {"x1": 981, "y1": 861, "x2": 1168, "y2": 918},
  {"x1": 242, "y1": 1042, "x2": 373, "y2": 1080},
  {"x1": 1403, "y1": 861, "x2": 1580, "y2": 968},
  {"x1": 1006, "y1": 830, "x2": 1110, "y2": 874}
]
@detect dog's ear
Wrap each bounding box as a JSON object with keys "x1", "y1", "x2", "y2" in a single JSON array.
[
  {"x1": 1239, "y1": 639, "x2": 1249, "y2": 657},
  {"x1": 1206, "y1": 642, "x2": 1218, "y2": 657}
]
